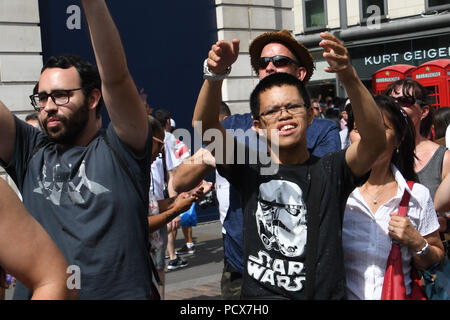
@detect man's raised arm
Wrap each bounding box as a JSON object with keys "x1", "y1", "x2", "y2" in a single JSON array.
[
  {"x1": 172, "y1": 148, "x2": 215, "y2": 193},
  {"x1": 81, "y1": 0, "x2": 148, "y2": 153},
  {"x1": 192, "y1": 39, "x2": 239, "y2": 163},
  {"x1": 319, "y1": 33, "x2": 386, "y2": 176}
]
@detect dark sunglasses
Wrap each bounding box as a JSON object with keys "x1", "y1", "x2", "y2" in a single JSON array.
[
  {"x1": 395, "y1": 96, "x2": 425, "y2": 107},
  {"x1": 258, "y1": 55, "x2": 300, "y2": 69}
]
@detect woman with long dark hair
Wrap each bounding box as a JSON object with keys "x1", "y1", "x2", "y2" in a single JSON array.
[
  {"x1": 385, "y1": 79, "x2": 450, "y2": 217},
  {"x1": 342, "y1": 95, "x2": 444, "y2": 300}
]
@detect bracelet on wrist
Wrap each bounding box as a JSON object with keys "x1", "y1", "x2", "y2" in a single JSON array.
[
  {"x1": 203, "y1": 58, "x2": 231, "y2": 81},
  {"x1": 414, "y1": 239, "x2": 429, "y2": 257}
]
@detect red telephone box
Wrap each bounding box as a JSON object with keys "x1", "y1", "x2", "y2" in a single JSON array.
[
  {"x1": 372, "y1": 65, "x2": 416, "y2": 95},
  {"x1": 412, "y1": 59, "x2": 450, "y2": 109}
]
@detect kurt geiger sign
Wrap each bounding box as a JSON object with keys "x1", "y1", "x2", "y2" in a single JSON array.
[{"x1": 364, "y1": 47, "x2": 450, "y2": 65}]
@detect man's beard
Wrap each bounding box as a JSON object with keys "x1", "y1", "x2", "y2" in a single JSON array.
[{"x1": 42, "y1": 99, "x2": 90, "y2": 145}]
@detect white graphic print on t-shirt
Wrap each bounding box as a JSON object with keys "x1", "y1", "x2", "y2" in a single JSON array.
[
  {"x1": 256, "y1": 180, "x2": 307, "y2": 257},
  {"x1": 33, "y1": 160, "x2": 110, "y2": 205},
  {"x1": 248, "y1": 180, "x2": 308, "y2": 292},
  {"x1": 248, "y1": 250, "x2": 305, "y2": 292}
]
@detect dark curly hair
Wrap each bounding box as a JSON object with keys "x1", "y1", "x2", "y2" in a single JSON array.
[{"x1": 40, "y1": 54, "x2": 103, "y2": 116}]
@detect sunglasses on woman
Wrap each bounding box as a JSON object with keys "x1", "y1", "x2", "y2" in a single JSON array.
[
  {"x1": 258, "y1": 55, "x2": 301, "y2": 69},
  {"x1": 395, "y1": 96, "x2": 425, "y2": 108}
]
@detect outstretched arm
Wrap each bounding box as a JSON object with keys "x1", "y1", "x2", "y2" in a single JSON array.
[
  {"x1": 0, "y1": 179, "x2": 77, "y2": 300},
  {"x1": 81, "y1": 0, "x2": 148, "y2": 153},
  {"x1": 319, "y1": 33, "x2": 385, "y2": 177},
  {"x1": 172, "y1": 148, "x2": 216, "y2": 193},
  {"x1": 192, "y1": 39, "x2": 240, "y2": 164}
]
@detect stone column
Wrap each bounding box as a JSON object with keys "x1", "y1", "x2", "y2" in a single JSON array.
[
  {"x1": 215, "y1": 0, "x2": 294, "y2": 114},
  {"x1": 0, "y1": 0, "x2": 42, "y2": 187}
]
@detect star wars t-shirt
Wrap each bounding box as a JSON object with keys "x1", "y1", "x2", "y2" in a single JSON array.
[
  {"x1": 217, "y1": 146, "x2": 368, "y2": 299},
  {"x1": 2, "y1": 116, "x2": 153, "y2": 299}
]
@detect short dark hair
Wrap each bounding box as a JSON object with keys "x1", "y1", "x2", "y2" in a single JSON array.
[
  {"x1": 148, "y1": 115, "x2": 164, "y2": 138},
  {"x1": 250, "y1": 72, "x2": 311, "y2": 120},
  {"x1": 220, "y1": 102, "x2": 232, "y2": 118},
  {"x1": 41, "y1": 54, "x2": 103, "y2": 116},
  {"x1": 384, "y1": 79, "x2": 432, "y2": 138},
  {"x1": 25, "y1": 112, "x2": 39, "y2": 122},
  {"x1": 153, "y1": 109, "x2": 171, "y2": 127},
  {"x1": 434, "y1": 106, "x2": 450, "y2": 140}
]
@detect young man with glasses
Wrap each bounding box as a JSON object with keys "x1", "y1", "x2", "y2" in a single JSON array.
[
  {"x1": 192, "y1": 32, "x2": 386, "y2": 299},
  {"x1": 0, "y1": 0, "x2": 156, "y2": 299},
  {"x1": 173, "y1": 30, "x2": 340, "y2": 299}
]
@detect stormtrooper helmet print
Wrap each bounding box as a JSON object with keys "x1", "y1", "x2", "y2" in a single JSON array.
[{"x1": 256, "y1": 180, "x2": 308, "y2": 258}]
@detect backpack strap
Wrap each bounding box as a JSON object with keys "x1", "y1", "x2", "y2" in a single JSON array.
[{"x1": 305, "y1": 161, "x2": 322, "y2": 300}]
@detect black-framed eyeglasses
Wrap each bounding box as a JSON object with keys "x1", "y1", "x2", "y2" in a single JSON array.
[
  {"x1": 259, "y1": 104, "x2": 307, "y2": 121},
  {"x1": 258, "y1": 55, "x2": 300, "y2": 69},
  {"x1": 395, "y1": 96, "x2": 426, "y2": 108},
  {"x1": 30, "y1": 88, "x2": 83, "y2": 111}
]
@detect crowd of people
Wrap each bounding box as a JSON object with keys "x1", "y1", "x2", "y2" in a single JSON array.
[{"x1": 0, "y1": 0, "x2": 448, "y2": 300}]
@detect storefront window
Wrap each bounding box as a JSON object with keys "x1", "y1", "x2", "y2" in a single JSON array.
[
  {"x1": 360, "y1": 0, "x2": 387, "y2": 21},
  {"x1": 303, "y1": 0, "x2": 327, "y2": 31},
  {"x1": 427, "y1": 0, "x2": 450, "y2": 11}
]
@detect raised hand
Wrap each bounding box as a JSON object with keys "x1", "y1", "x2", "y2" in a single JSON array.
[
  {"x1": 207, "y1": 39, "x2": 240, "y2": 74},
  {"x1": 319, "y1": 32, "x2": 350, "y2": 74}
]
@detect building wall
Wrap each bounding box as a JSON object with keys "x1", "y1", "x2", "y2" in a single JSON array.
[
  {"x1": 387, "y1": 0, "x2": 424, "y2": 19},
  {"x1": 292, "y1": 0, "x2": 450, "y2": 97},
  {"x1": 0, "y1": 0, "x2": 42, "y2": 188},
  {"x1": 294, "y1": 0, "x2": 429, "y2": 34},
  {"x1": 347, "y1": 0, "x2": 360, "y2": 26},
  {"x1": 216, "y1": 0, "x2": 294, "y2": 114}
]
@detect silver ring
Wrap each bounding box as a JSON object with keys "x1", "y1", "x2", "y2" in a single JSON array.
[{"x1": 391, "y1": 226, "x2": 395, "y2": 232}]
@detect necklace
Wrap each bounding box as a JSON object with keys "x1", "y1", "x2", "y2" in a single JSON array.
[{"x1": 360, "y1": 180, "x2": 395, "y2": 205}]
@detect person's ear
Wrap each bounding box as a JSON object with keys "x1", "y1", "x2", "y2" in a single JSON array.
[
  {"x1": 420, "y1": 105, "x2": 430, "y2": 121},
  {"x1": 253, "y1": 119, "x2": 265, "y2": 135},
  {"x1": 88, "y1": 88, "x2": 102, "y2": 111},
  {"x1": 297, "y1": 67, "x2": 307, "y2": 81}
]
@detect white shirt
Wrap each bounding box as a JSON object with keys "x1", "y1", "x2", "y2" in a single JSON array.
[
  {"x1": 164, "y1": 131, "x2": 190, "y2": 171},
  {"x1": 342, "y1": 165, "x2": 440, "y2": 300},
  {"x1": 150, "y1": 157, "x2": 165, "y2": 201},
  {"x1": 216, "y1": 170, "x2": 230, "y2": 234}
]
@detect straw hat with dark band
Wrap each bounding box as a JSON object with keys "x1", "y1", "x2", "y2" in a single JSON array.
[{"x1": 249, "y1": 29, "x2": 315, "y2": 83}]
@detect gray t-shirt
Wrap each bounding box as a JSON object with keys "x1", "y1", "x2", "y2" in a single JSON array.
[
  {"x1": 417, "y1": 145, "x2": 446, "y2": 200},
  {"x1": 2, "y1": 117, "x2": 153, "y2": 299}
]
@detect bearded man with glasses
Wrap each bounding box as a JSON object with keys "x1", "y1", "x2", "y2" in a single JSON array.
[{"x1": 0, "y1": 0, "x2": 157, "y2": 299}]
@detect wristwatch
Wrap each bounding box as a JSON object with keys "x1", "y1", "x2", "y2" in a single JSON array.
[
  {"x1": 203, "y1": 58, "x2": 231, "y2": 81},
  {"x1": 414, "y1": 239, "x2": 429, "y2": 256}
]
